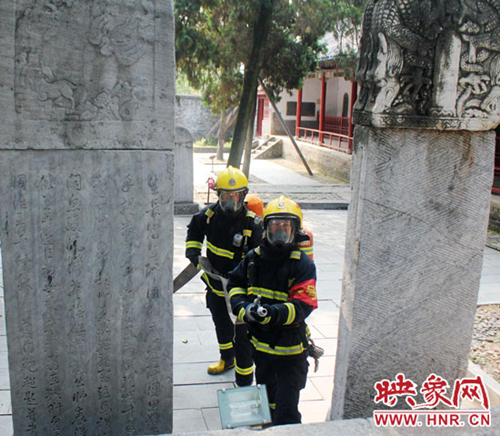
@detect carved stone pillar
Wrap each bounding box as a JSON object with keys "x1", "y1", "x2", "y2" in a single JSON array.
[
  {"x1": 175, "y1": 127, "x2": 200, "y2": 215},
  {"x1": 0, "y1": 1, "x2": 175, "y2": 434},
  {"x1": 331, "y1": 0, "x2": 500, "y2": 419}
]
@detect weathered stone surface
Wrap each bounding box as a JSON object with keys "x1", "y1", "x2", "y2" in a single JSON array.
[
  {"x1": 0, "y1": 0, "x2": 175, "y2": 149},
  {"x1": 354, "y1": 0, "x2": 500, "y2": 131},
  {"x1": 331, "y1": 127, "x2": 495, "y2": 419},
  {"x1": 0, "y1": 0, "x2": 176, "y2": 434},
  {"x1": 175, "y1": 127, "x2": 200, "y2": 215},
  {"x1": 175, "y1": 127, "x2": 195, "y2": 203},
  {"x1": 0, "y1": 150, "x2": 174, "y2": 435},
  {"x1": 170, "y1": 406, "x2": 500, "y2": 436}
]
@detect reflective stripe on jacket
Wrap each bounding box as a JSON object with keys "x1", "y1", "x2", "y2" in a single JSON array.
[
  {"x1": 228, "y1": 246, "x2": 317, "y2": 355},
  {"x1": 185, "y1": 203, "x2": 263, "y2": 294}
]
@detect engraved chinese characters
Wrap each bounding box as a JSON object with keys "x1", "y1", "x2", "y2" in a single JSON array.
[
  {"x1": 354, "y1": 0, "x2": 500, "y2": 130},
  {"x1": 1, "y1": 0, "x2": 175, "y2": 433},
  {"x1": 0, "y1": 151, "x2": 174, "y2": 435}
]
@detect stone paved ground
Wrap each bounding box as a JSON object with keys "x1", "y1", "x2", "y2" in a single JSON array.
[
  {"x1": 487, "y1": 230, "x2": 500, "y2": 252},
  {"x1": 471, "y1": 304, "x2": 500, "y2": 384},
  {"x1": 193, "y1": 155, "x2": 351, "y2": 208},
  {"x1": 172, "y1": 210, "x2": 346, "y2": 432}
]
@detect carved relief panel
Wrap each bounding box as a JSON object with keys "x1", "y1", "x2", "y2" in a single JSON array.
[
  {"x1": 14, "y1": 0, "x2": 154, "y2": 122},
  {"x1": 354, "y1": 0, "x2": 500, "y2": 130}
]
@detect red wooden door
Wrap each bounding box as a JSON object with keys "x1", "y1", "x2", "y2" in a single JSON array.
[{"x1": 256, "y1": 97, "x2": 265, "y2": 137}]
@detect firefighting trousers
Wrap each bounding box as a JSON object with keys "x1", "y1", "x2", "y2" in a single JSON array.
[
  {"x1": 206, "y1": 289, "x2": 254, "y2": 386},
  {"x1": 253, "y1": 350, "x2": 309, "y2": 425}
]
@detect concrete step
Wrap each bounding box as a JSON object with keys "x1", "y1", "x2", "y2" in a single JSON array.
[
  {"x1": 253, "y1": 138, "x2": 283, "y2": 159},
  {"x1": 251, "y1": 137, "x2": 273, "y2": 154}
]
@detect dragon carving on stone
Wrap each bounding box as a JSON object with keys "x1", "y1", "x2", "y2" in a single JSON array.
[{"x1": 354, "y1": 0, "x2": 500, "y2": 130}]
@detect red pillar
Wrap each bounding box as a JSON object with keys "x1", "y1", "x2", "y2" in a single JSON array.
[
  {"x1": 348, "y1": 80, "x2": 358, "y2": 153},
  {"x1": 319, "y1": 74, "x2": 326, "y2": 143},
  {"x1": 296, "y1": 88, "x2": 303, "y2": 137}
]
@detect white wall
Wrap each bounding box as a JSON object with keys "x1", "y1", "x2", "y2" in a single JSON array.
[
  {"x1": 275, "y1": 90, "x2": 297, "y2": 122},
  {"x1": 275, "y1": 76, "x2": 353, "y2": 121},
  {"x1": 326, "y1": 77, "x2": 352, "y2": 117},
  {"x1": 264, "y1": 75, "x2": 354, "y2": 135}
]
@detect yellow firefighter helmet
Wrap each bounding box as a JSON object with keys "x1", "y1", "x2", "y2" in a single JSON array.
[
  {"x1": 215, "y1": 166, "x2": 248, "y2": 215},
  {"x1": 262, "y1": 195, "x2": 303, "y2": 250},
  {"x1": 262, "y1": 195, "x2": 303, "y2": 228},
  {"x1": 215, "y1": 166, "x2": 248, "y2": 191}
]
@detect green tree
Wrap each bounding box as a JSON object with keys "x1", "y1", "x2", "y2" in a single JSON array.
[
  {"x1": 175, "y1": 72, "x2": 200, "y2": 95},
  {"x1": 176, "y1": 0, "x2": 248, "y2": 160},
  {"x1": 330, "y1": 0, "x2": 367, "y2": 50},
  {"x1": 175, "y1": 0, "x2": 336, "y2": 168},
  {"x1": 327, "y1": 0, "x2": 368, "y2": 78}
]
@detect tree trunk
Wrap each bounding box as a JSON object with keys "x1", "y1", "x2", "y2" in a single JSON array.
[
  {"x1": 206, "y1": 119, "x2": 221, "y2": 139},
  {"x1": 226, "y1": 107, "x2": 239, "y2": 131},
  {"x1": 242, "y1": 90, "x2": 257, "y2": 178},
  {"x1": 217, "y1": 109, "x2": 227, "y2": 161},
  {"x1": 227, "y1": 0, "x2": 274, "y2": 169},
  {"x1": 206, "y1": 107, "x2": 238, "y2": 143}
]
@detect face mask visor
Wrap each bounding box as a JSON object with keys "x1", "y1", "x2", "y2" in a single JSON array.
[
  {"x1": 218, "y1": 189, "x2": 245, "y2": 215},
  {"x1": 265, "y1": 218, "x2": 297, "y2": 249}
]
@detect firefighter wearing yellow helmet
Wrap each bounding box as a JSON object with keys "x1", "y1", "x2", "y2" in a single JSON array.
[
  {"x1": 214, "y1": 165, "x2": 249, "y2": 216},
  {"x1": 263, "y1": 195, "x2": 314, "y2": 259},
  {"x1": 227, "y1": 195, "x2": 318, "y2": 425},
  {"x1": 185, "y1": 166, "x2": 263, "y2": 386},
  {"x1": 262, "y1": 195, "x2": 303, "y2": 251}
]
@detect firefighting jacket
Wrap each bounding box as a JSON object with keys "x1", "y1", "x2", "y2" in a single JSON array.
[
  {"x1": 228, "y1": 245, "x2": 318, "y2": 356},
  {"x1": 185, "y1": 203, "x2": 264, "y2": 297}
]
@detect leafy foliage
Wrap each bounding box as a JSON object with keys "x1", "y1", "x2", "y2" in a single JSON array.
[
  {"x1": 175, "y1": 72, "x2": 200, "y2": 95},
  {"x1": 175, "y1": 0, "x2": 342, "y2": 109},
  {"x1": 175, "y1": 0, "x2": 252, "y2": 113},
  {"x1": 175, "y1": 0, "x2": 368, "y2": 165},
  {"x1": 329, "y1": 0, "x2": 367, "y2": 49},
  {"x1": 326, "y1": 0, "x2": 368, "y2": 78}
]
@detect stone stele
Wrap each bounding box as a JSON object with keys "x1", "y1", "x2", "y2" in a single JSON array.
[
  {"x1": 175, "y1": 127, "x2": 200, "y2": 215},
  {"x1": 331, "y1": 127, "x2": 495, "y2": 419},
  {"x1": 0, "y1": 0, "x2": 175, "y2": 435},
  {"x1": 332, "y1": 0, "x2": 499, "y2": 420}
]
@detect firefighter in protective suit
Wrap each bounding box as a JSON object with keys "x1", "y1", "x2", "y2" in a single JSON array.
[
  {"x1": 245, "y1": 193, "x2": 315, "y2": 261},
  {"x1": 228, "y1": 195, "x2": 317, "y2": 425},
  {"x1": 185, "y1": 166, "x2": 263, "y2": 386}
]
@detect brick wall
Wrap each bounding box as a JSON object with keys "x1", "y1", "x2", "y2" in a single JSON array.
[{"x1": 175, "y1": 95, "x2": 219, "y2": 141}]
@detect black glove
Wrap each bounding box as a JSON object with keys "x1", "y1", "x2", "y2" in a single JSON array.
[
  {"x1": 245, "y1": 304, "x2": 266, "y2": 323},
  {"x1": 187, "y1": 255, "x2": 199, "y2": 268},
  {"x1": 261, "y1": 304, "x2": 278, "y2": 322}
]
